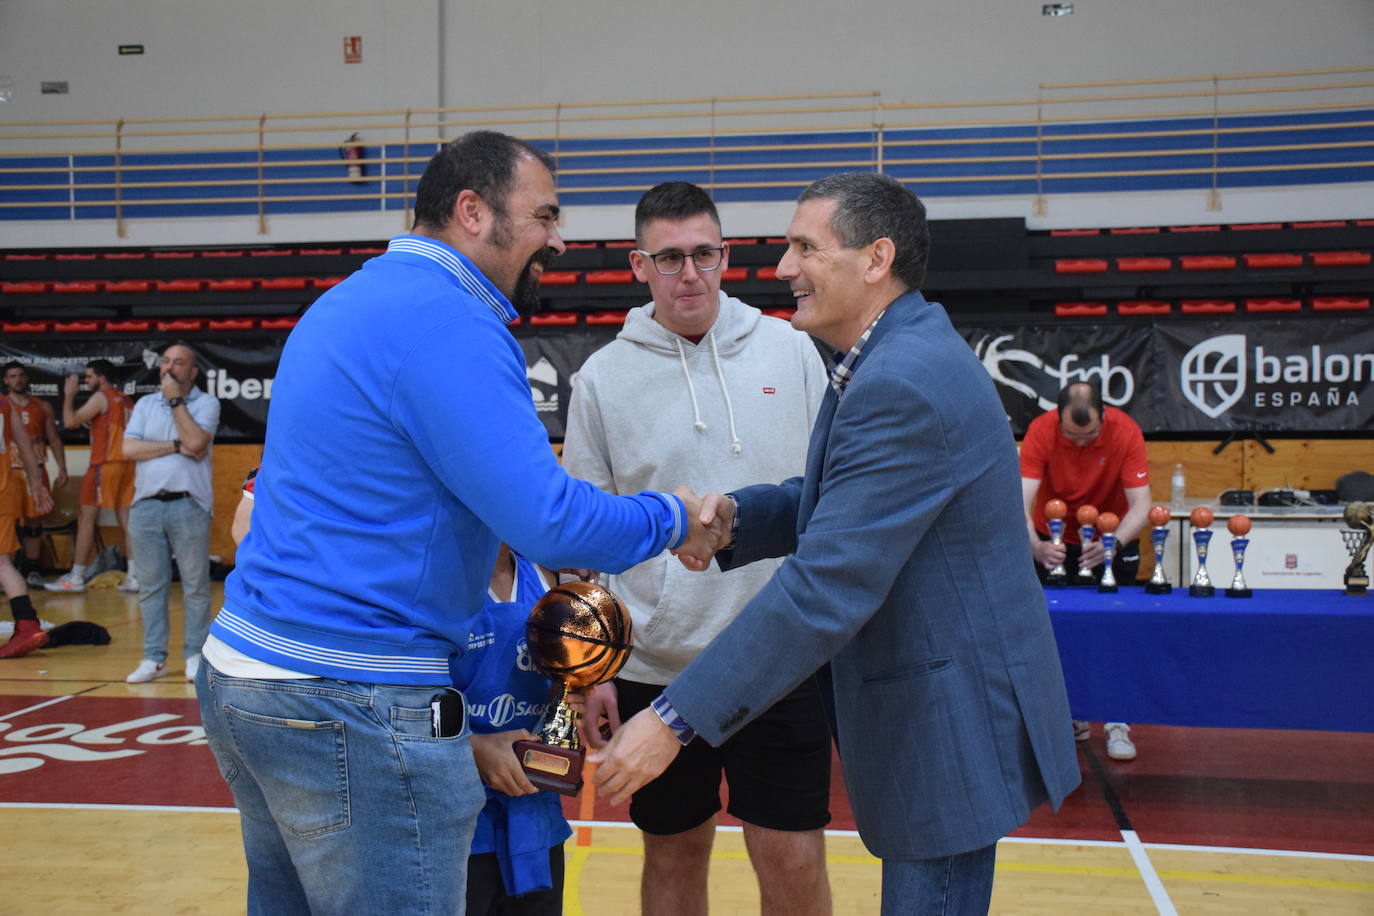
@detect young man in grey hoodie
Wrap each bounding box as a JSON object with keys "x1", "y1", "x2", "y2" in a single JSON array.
[{"x1": 562, "y1": 182, "x2": 833, "y2": 915}]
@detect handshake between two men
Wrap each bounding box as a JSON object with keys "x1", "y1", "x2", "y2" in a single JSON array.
[{"x1": 669, "y1": 486, "x2": 736, "y2": 572}]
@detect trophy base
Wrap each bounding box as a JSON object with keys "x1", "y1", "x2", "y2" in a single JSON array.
[
  {"x1": 1044, "y1": 573, "x2": 1068, "y2": 588},
  {"x1": 1225, "y1": 587, "x2": 1252, "y2": 598},
  {"x1": 1188, "y1": 584, "x2": 1215, "y2": 597},
  {"x1": 1097, "y1": 582, "x2": 1118, "y2": 593},
  {"x1": 1343, "y1": 581, "x2": 1368, "y2": 596},
  {"x1": 513, "y1": 739, "x2": 585, "y2": 797},
  {"x1": 1145, "y1": 582, "x2": 1173, "y2": 595}
]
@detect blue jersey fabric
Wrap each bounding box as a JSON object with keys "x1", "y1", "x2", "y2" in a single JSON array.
[
  {"x1": 452, "y1": 555, "x2": 571, "y2": 897},
  {"x1": 213, "y1": 236, "x2": 686, "y2": 684}
]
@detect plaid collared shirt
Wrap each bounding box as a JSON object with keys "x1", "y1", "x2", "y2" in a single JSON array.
[{"x1": 827, "y1": 314, "x2": 884, "y2": 394}]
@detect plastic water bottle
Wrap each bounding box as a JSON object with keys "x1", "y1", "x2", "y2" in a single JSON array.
[{"x1": 1171, "y1": 463, "x2": 1187, "y2": 508}]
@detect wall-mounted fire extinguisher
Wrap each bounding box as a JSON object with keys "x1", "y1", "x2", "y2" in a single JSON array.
[{"x1": 339, "y1": 132, "x2": 365, "y2": 183}]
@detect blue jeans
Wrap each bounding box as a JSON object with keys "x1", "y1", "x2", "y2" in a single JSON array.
[
  {"x1": 881, "y1": 842, "x2": 997, "y2": 915},
  {"x1": 128, "y1": 496, "x2": 212, "y2": 663},
  {"x1": 196, "y1": 660, "x2": 487, "y2": 915}
]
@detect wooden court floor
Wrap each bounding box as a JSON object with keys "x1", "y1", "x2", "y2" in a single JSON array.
[{"x1": 2, "y1": 581, "x2": 1372, "y2": 914}]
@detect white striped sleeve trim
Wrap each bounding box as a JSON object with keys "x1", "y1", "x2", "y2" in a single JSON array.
[{"x1": 215, "y1": 608, "x2": 451, "y2": 675}]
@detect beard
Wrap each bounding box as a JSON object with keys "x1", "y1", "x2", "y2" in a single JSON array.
[{"x1": 511, "y1": 247, "x2": 553, "y2": 317}]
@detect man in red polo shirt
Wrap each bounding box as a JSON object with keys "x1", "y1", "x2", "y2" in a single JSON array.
[{"x1": 1020, "y1": 380, "x2": 1151, "y2": 761}]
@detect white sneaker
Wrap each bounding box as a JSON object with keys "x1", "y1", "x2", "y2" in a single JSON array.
[
  {"x1": 185, "y1": 654, "x2": 201, "y2": 682},
  {"x1": 126, "y1": 659, "x2": 168, "y2": 683},
  {"x1": 1072, "y1": 719, "x2": 1090, "y2": 742},
  {"x1": 1105, "y1": 723, "x2": 1137, "y2": 760},
  {"x1": 117, "y1": 574, "x2": 141, "y2": 593},
  {"x1": 45, "y1": 572, "x2": 86, "y2": 593}
]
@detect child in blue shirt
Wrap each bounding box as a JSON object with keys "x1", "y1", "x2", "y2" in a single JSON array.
[{"x1": 453, "y1": 545, "x2": 572, "y2": 915}]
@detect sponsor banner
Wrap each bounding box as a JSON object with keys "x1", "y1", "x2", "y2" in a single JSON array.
[{"x1": 4, "y1": 316, "x2": 1367, "y2": 439}]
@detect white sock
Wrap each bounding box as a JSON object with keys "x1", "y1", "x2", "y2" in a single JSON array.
[{"x1": 70, "y1": 563, "x2": 89, "y2": 580}]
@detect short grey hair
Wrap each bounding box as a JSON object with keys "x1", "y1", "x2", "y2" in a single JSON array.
[{"x1": 798, "y1": 173, "x2": 930, "y2": 291}]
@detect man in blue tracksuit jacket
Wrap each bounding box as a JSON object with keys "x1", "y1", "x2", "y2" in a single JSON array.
[{"x1": 195, "y1": 131, "x2": 702, "y2": 916}]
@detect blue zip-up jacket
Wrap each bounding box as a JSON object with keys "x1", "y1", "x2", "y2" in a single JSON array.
[{"x1": 214, "y1": 236, "x2": 686, "y2": 684}]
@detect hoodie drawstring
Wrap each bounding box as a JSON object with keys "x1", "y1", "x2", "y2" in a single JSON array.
[
  {"x1": 676, "y1": 337, "x2": 708, "y2": 432},
  {"x1": 674, "y1": 333, "x2": 743, "y2": 454}
]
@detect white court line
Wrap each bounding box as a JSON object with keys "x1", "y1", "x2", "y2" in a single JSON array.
[
  {"x1": 0, "y1": 694, "x2": 76, "y2": 721},
  {"x1": 1, "y1": 801, "x2": 238, "y2": 814},
  {"x1": 1122, "y1": 828, "x2": 1178, "y2": 916}
]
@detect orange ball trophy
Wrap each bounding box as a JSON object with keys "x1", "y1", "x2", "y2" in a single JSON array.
[
  {"x1": 1145, "y1": 504, "x2": 1173, "y2": 594},
  {"x1": 1097, "y1": 512, "x2": 1121, "y2": 593},
  {"x1": 1076, "y1": 504, "x2": 1100, "y2": 583},
  {"x1": 514, "y1": 581, "x2": 634, "y2": 795},
  {"x1": 1188, "y1": 506, "x2": 1216, "y2": 597},
  {"x1": 1044, "y1": 498, "x2": 1070, "y2": 586},
  {"x1": 1342, "y1": 501, "x2": 1373, "y2": 596},
  {"x1": 1225, "y1": 514, "x2": 1253, "y2": 598}
]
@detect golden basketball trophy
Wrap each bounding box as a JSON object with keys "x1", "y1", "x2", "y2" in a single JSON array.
[
  {"x1": 1342, "y1": 501, "x2": 1372, "y2": 596},
  {"x1": 1097, "y1": 512, "x2": 1121, "y2": 593},
  {"x1": 1225, "y1": 514, "x2": 1253, "y2": 598},
  {"x1": 1188, "y1": 506, "x2": 1216, "y2": 597},
  {"x1": 514, "y1": 581, "x2": 633, "y2": 796},
  {"x1": 1144, "y1": 504, "x2": 1173, "y2": 594},
  {"x1": 1044, "y1": 498, "x2": 1069, "y2": 586},
  {"x1": 1076, "y1": 504, "x2": 1099, "y2": 583}
]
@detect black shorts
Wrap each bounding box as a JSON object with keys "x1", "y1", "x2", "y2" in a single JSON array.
[
  {"x1": 466, "y1": 844, "x2": 564, "y2": 916},
  {"x1": 614, "y1": 676, "x2": 832, "y2": 836}
]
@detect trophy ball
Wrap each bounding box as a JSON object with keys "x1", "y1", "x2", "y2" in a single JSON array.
[
  {"x1": 1345, "y1": 501, "x2": 1372, "y2": 528},
  {"x1": 1148, "y1": 504, "x2": 1171, "y2": 527},
  {"x1": 1228, "y1": 514, "x2": 1252, "y2": 537},
  {"x1": 1190, "y1": 506, "x2": 1214, "y2": 528},
  {"x1": 1097, "y1": 511, "x2": 1120, "y2": 533},
  {"x1": 525, "y1": 581, "x2": 634, "y2": 690},
  {"x1": 1076, "y1": 504, "x2": 1100, "y2": 527},
  {"x1": 1045, "y1": 498, "x2": 1068, "y2": 520}
]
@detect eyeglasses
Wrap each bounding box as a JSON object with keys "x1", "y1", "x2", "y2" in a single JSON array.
[{"x1": 635, "y1": 246, "x2": 725, "y2": 276}]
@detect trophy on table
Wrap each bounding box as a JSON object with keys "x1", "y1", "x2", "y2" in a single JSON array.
[
  {"x1": 1144, "y1": 504, "x2": 1173, "y2": 594},
  {"x1": 1076, "y1": 504, "x2": 1099, "y2": 584},
  {"x1": 1225, "y1": 514, "x2": 1253, "y2": 598},
  {"x1": 1342, "y1": 501, "x2": 1372, "y2": 596},
  {"x1": 513, "y1": 580, "x2": 634, "y2": 795},
  {"x1": 1044, "y1": 498, "x2": 1070, "y2": 586},
  {"x1": 1188, "y1": 506, "x2": 1216, "y2": 597},
  {"x1": 1097, "y1": 512, "x2": 1121, "y2": 593}
]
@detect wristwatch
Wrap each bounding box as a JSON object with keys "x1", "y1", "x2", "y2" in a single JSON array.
[
  {"x1": 172, "y1": 438, "x2": 181, "y2": 456},
  {"x1": 167, "y1": 396, "x2": 185, "y2": 408}
]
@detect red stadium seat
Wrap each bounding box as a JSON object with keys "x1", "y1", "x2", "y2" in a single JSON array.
[
  {"x1": 1, "y1": 282, "x2": 49, "y2": 294},
  {"x1": 538, "y1": 271, "x2": 580, "y2": 286},
  {"x1": 156, "y1": 279, "x2": 203, "y2": 292},
  {"x1": 585, "y1": 311, "x2": 628, "y2": 326},
  {"x1": 1054, "y1": 302, "x2": 1108, "y2": 317},
  {"x1": 1292, "y1": 220, "x2": 1346, "y2": 229},
  {"x1": 585, "y1": 270, "x2": 635, "y2": 285},
  {"x1": 260, "y1": 277, "x2": 308, "y2": 290},
  {"x1": 1109, "y1": 227, "x2": 1160, "y2": 235},
  {"x1": 762, "y1": 309, "x2": 796, "y2": 321},
  {"x1": 348, "y1": 246, "x2": 385, "y2": 255},
  {"x1": 1180, "y1": 255, "x2": 1237, "y2": 271},
  {"x1": 106, "y1": 319, "x2": 152, "y2": 332},
  {"x1": 1181, "y1": 299, "x2": 1236, "y2": 314},
  {"x1": 3, "y1": 253, "x2": 48, "y2": 261},
  {"x1": 1310, "y1": 251, "x2": 1371, "y2": 267},
  {"x1": 1117, "y1": 301, "x2": 1172, "y2": 316},
  {"x1": 55, "y1": 253, "x2": 97, "y2": 261},
  {"x1": 261, "y1": 317, "x2": 299, "y2": 330},
  {"x1": 152, "y1": 251, "x2": 195, "y2": 259},
  {"x1": 1049, "y1": 229, "x2": 1100, "y2": 237},
  {"x1": 54, "y1": 320, "x2": 99, "y2": 333},
  {"x1": 102, "y1": 251, "x2": 147, "y2": 260},
  {"x1": 564, "y1": 242, "x2": 598, "y2": 250},
  {"x1": 1, "y1": 320, "x2": 49, "y2": 333},
  {"x1": 157, "y1": 319, "x2": 204, "y2": 331},
  {"x1": 721, "y1": 267, "x2": 748, "y2": 282},
  {"x1": 207, "y1": 279, "x2": 254, "y2": 292},
  {"x1": 1054, "y1": 259, "x2": 1108, "y2": 274},
  {"x1": 1243, "y1": 253, "x2": 1303, "y2": 268},
  {"x1": 1311, "y1": 296, "x2": 1370, "y2": 312},
  {"x1": 604, "y1": 241, "x2": 636, "y2": 249},
  {"x1": 312, "y1": 276, "x2": 346, "y2": 289},
  {"x1": 52, "y1": 281, "x2": 99, "y2": 293},
  {"x1": 1168, "y1": 225, "x2": 1221, "y2": 233},
  {"x1": 202, "y1": 250, "x2": 244, "y2": 258},
  {"x1": 208, "y1": 318, "x2": 256, "y2": 331},
  {"x1": 1116, "y1": 257, "x2": 1171, "y2": 272},
  {"x1": 1245, "y1": 298, "x2": 1302, "y2": 313},
  {"x1": 104, "y1": 280, "x2": 152, "y2": 293},
  {"x1": 530, "y1": 312, "x2": 579, "y2": 326},
  {"x1": 299, "y1": 247, "x2": 343, "y2": 256},
  {"x1": 249, "y1": 249, "x2": 294, "y2": 257},
  {"x1": 1232, "y1": 223, "x2": 1282, "y2": 231},
  {"x1": 756, "y1": 267, "x2": 779, "y2": 281}
]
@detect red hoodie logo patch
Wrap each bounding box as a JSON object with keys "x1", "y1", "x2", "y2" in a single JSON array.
[{"x1": 762, "y1": 387, "x2": 776, "y2": 394}]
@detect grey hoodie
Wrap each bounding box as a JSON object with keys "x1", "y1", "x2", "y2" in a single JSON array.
[{"x1": 562, "y1": 292, "x2": 826, "y2": 684}]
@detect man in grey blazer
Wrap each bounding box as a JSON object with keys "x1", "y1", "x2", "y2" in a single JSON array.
[{"x1": 591, "y1": 172, "x2": 1081, "y2": 914}]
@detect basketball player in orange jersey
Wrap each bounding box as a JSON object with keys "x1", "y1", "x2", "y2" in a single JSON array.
[
  {"x1": 0, "y1": 396, "x2": 55, "y2": 658},
  {"x1": 47, "y1": 359, "x2": 138, "y2": 593},
  {"x1": 3, "y1": 362, "x2": 68, "y2": 585}
]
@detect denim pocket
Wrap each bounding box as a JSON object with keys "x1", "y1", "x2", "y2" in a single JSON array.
[{"x1": 222, "y1": 705, "x2": 351, "y2": 839}]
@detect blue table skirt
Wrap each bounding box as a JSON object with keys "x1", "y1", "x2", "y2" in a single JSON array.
[{"x1": 1044, "y1": 587, "x2": 1374, "y2": 732}]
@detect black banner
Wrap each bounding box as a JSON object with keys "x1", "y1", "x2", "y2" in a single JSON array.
[{"x1": 5, "y1": 316, "x2": 1370, "y2": 441}]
